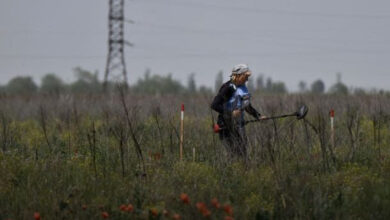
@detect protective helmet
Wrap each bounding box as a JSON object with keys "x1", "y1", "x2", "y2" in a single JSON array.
[{"x1": 231, "y1": 64, "x2": 250, "y2": 75}]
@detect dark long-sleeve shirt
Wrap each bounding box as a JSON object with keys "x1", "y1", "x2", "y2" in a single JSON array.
[{"x1": 211, "y1": 80, "x2": 260, "y2": 119}]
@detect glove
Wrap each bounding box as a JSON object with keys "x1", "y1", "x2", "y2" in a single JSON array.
[{"x1": 232, "y1": 109, "x2": 242, "y2": 118}]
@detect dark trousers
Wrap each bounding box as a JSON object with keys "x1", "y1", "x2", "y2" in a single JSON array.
[{"x1": 218, "y1": 115, "x2": 248, "y2": 158}]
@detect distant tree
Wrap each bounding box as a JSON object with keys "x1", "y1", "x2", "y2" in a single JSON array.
[
  {"x1": 71, "y1": 67, "x2": 101, "y2": 93},
  {"x1": 132, "y1": 72, "x2": 185, "y2": 95},
  {"x1": 144, "y1": 68, "x2": 151, "y2": 80},
  {"x1": 187, "y1": 73, "x2": 197, "y2": 93},
  {"x1": 353, "y1": 88, "x2": 367, "y2": 96},
  {"x1": 329, "y1": 73, "x2": 349, "y2": 95},
  {"x1": 269, "y1": 81, "x2": 287, "y2": 94},
  {"x1": 214, "y1": 71, "x2": 223, "y2": 92},
  {"x1": 247, "y1": 77, "x2": 255, "y2": 92},
  {"x1": 260, "y1": 77, "x2": 287, "y2": 94},
  {"x1": 6, "y1": 76, "x2": 38, "y2": 95},
  {"x1": 266, "y1": 77, "x2": 273, "y2": 91},
  {"x1": 311, "y1": 79, "x2": 325, "y2": 94},
  {"x1": 198, "y1": 85, "x2": 213, "y2": 95},
  {"x1": 298, "y1": 81, "x2": 307, "y2": 93},
  {"x1": 0, "y1": 85, "x2": 6, "y2": 95},
  {"x1": 256, "y1": 74, "x2": 264, "y2": 91},
  {"x1": 329, "y1": 83, "x2": 349, "y2": 95},
  {"x1": 40, "y1": 73, "x2": 65, "y2": 94}
]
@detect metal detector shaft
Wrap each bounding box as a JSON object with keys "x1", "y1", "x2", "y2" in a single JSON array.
[
  {"x1": 213, "y1": 105, "x2": 308, "y2": 133},
  {"x1": 245, "y1": 105, "x2": 308, "y2": 125},
  {"x1": 245, "y1": 113, "x2": 296, "y2": 125}
]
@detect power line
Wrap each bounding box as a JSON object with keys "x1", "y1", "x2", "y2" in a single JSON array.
[
  {"x1": 140, "y1": 0, "x2": 390, "y2": 20},
  {"x1": 0, "y1": 54, "x2": 105, "y2": 60}
]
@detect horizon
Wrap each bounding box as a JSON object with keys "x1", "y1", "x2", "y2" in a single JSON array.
[{"x1": 1, "y1": 70, "x2": 386, "y2": 94}]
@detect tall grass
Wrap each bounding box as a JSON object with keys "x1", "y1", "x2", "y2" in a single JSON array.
[{"x1": 0, "y1": 92, "x2": 389, "y2": 219}]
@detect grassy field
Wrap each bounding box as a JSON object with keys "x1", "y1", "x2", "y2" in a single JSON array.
[{"x1": 0, "y1": 92, "x2": 390, "y2": 219}]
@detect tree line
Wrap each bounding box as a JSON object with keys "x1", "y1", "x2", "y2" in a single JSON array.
[{"x1": 0, "y1": 67, "x2": 387, "y2": 96}]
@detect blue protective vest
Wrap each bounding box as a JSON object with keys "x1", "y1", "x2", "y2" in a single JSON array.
[{"x1": 225, "y1": 84, "x2": 251, "y2": 122}]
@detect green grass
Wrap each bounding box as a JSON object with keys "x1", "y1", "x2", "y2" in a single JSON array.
[{"x1": 0, "y1": 94, "x2": 390, "y2": 219}]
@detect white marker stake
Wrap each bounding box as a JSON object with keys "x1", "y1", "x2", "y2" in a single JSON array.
[
  {"x1": 330, "y1": 109, "x2": 335, "y2": 148},
  {"x1": 180, "y1": 104, "x2": 184, "y2": 161}
]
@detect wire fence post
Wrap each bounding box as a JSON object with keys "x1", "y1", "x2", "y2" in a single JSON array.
[{"x1": 180, "y1": 104, "x2": 184, "y2": 161}]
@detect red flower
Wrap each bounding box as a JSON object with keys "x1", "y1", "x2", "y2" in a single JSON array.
[
  {"x1": 211, "y1": 198, "x2": 220, "y2": 209},
  {"x1": 163, "y1": 209, "x2": 169, "y2": 217},
  {"x1": 196, "y1": 202, "x2": 207, "y2": 212},
  {"x1": 101, "y1": 211, "x2": 109, "y2": 219},
  {"x1": 196, "y1": 201, "x2": 211, "y2": 217},
  {"x1": 180, "y1": 193, "x2": 190, "y2": 204},
  {"x1": 153, "y1": 153, "x2": 162, "y2": 160},
  {"x1": 150, "y1": 208, "x2": 159, "y2": 217},
  {"x1": 172, "y1": 213, "x2": 181, "y2": 220},
  {"x1": 223, "y1": 204, "x2": 233, "y2": 216},
  {"x1": 127, "y1": 204, "x2": 134, "y2": 212},
  {"x1": 33, "y1": 212, "x2": 41, "y2": 220},
  {"x1": 82, "y1": 204, "x2": 87, "y2": 210},
  {"x1": 119, "y1": 204, "x2": 127, "y2": 211},
  {"x1": 201, "y1": 208, "x2": 211, "y2": 217}
]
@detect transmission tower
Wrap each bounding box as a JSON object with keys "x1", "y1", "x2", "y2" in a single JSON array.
[{"x1": 104, "y1": 0, "x2": 127, "y2": 88}]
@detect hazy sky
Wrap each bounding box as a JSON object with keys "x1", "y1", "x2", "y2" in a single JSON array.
[{"x1": 1, "y1": 0, "x2": 389, "y2": 91}]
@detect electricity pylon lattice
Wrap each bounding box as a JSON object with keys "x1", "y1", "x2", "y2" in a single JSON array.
[{"x1": 104, "y1": 0, "x2": 127, "y2": 88}]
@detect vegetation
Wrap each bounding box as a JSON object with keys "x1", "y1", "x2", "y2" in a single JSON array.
[
  {"x1": 0, "y1": 88, "x2": 389, "y2": 219},
  {"x1": 0, "y1": 69, "x2": 389, "y2": 219},
  {"x1": 1, "y1": 68, "x2": 389, "y2": 97}
]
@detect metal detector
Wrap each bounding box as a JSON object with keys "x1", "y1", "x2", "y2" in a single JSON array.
[
  {"x1": 213, "y1": 105, "x2": 309, "y2": 133},
  {"x1": 245, "y1": 105, "x2": 309, "y2": 125}
]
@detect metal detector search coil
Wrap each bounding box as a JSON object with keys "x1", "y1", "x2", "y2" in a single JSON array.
[{"x1": 296, "y1": 105, "x2": 309, "y2": 120}]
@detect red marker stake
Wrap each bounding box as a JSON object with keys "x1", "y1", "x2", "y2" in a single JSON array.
[
  {"x1": 180, "y1": 104, "x2": 184, "y2": 161},
  {"x1": 330, "y1": 109, "x2": 335, "y2": 149}
]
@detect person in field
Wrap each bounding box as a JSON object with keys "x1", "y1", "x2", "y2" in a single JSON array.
[{"x1": 211, "y1": 64, "x2": 265, "y2": 158}]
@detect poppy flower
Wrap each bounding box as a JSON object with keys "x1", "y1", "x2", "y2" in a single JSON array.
[
  {"x1": 150, "y1": 208, "x2": 159, "y2": 217},
  {"x1": 196, "y1": 202, "x2": 207, "y2": 213},
  {"x1": 33, "y1": 212, "x2": 40, "y2": 220},
  {"x1": 211, "y1": 198, "x2": 220, "y2": 209},
  {"x1": 82, "y1": 205, "x2": 87, "y2": 210},
  {"x1": 223, "y1": 204, "x2": 233, "y2": 216},
  {"x1": 201, "y1": 208, "x2": 211, "y2": 217},
  {"x1": 180, "y1": 193, "x2": 190, "y2": 204},
  {"x1": 127, "y1": 204, "x2": 134, "y2": 212},
  {"x1": 101, "y1": 211, "x2": 109, "y2": 219},
  {"x1": 153, "y1": 153, "x2": 162, "y2": 160},
  {"x1": 172, "y1": 213, "x2": 181, "y2": 220},
  {"x1": 119, "y1": 204, "x2": 127, "y2": 211},
  {"x1": 196, "y1": 202, "x2": 211, "y2": 217}
]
